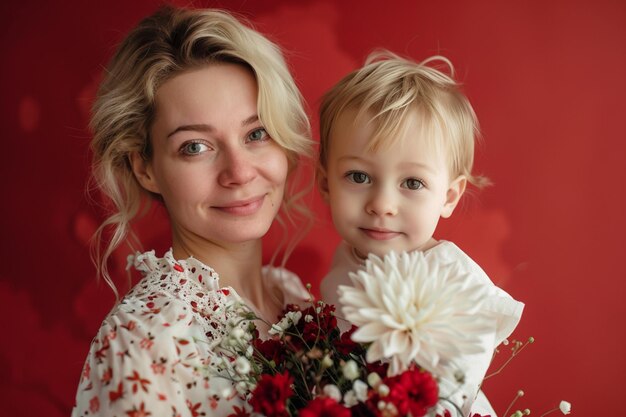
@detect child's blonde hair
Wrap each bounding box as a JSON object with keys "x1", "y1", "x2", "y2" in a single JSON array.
[
  {"x1": 90, "y1": 6, "x2": 313, "y2": 296},
  {"x1": 319, "y1": 50, "x2": 488, "y2": 187}
]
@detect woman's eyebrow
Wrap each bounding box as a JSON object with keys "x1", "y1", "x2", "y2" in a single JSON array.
[
  {"x1": 167, "y1": 115, "x2": 259, "y2": 138},
  {"x1": 167, "y1": 124, "x2": 214, "y2": 138}
]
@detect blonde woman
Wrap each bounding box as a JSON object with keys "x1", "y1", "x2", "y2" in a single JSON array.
[{"x1": 73, "y1": 6, "x2": 312, "y2": 416}]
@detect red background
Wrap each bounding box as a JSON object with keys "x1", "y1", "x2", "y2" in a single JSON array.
[{"x1": 1, "y1": 0, "x2": 624, "y2": 415}]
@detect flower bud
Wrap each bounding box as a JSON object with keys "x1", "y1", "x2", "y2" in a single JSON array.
[
  {"x1": 342, "y1": 360, "x2": 359, "y2": 381},
  {"x1": 367, "y1": 372, "x2": 382, "y2": 388},
  {"x1": 323, "y1": 384, "x2": 342, "y2": 402},
  {"x1": 353, "y1": 380, "x2": 368, "y2": 402},
  {"x1": 321, "y1": 354, "x2": 333, "y2": 369},
  {"x1": 378, "y1": 384, "x2": 390, "y2": 397}
]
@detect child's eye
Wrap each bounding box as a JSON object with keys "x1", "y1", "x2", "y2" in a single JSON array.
[
  {"x1": 346, "y1": 171, "x2": 371, "y2": 184},
  {"x1": 247, "y1": 128, "x2": 270, "y2": 142},
  {"x1": 180, "y1": 141, "x2": 209, "y2": 156},
  {"x1": 402, "y1": 178, "x2": 424, "y2": 190}
]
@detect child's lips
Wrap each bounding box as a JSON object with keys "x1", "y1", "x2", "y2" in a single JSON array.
[{"x1": 359, "y1": 227, "x2": 402, "y2": 240}]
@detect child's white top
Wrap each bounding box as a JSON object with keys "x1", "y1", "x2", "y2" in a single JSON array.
[{"x1": 320, "y1": 240, "x2": 525, "y2": 416}]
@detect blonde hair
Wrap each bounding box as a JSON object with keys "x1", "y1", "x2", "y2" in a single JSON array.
[
  {"x1": 319, "y1": 50, "x2": 488, "y2": 188},
  {"x1": 90, "y1": 6, "x2": 313, "y2": 295}
]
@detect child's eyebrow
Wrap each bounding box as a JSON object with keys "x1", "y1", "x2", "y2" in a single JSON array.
[
  {"x1": 336, "y1": 156, "x2": 368, "y2": 163},
  {"x1": 400, "y1": 161, "x2": 438, "y2": 174},
  {"x1": 337, "y1": 156, "x2": 438, "y2": 173}
]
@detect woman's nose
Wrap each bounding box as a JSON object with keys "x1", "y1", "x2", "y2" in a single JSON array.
[
  {"x1": 365, "y1": 185, "x2": 398, "y2": 216},
  {"x1": 217, "y1": 147, "x2": 256, "y2": 187}
]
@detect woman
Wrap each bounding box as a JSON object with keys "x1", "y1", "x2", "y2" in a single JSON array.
[{"x1": 73, "y1": 6, "x2": 312, "y2": 416}]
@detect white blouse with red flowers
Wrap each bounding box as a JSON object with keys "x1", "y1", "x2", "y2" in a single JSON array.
[{"x1": 72, "y1": 249, "x2": 309, "y2": 417}]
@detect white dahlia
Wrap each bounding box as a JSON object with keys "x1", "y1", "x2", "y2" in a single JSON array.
[{"x1": 338, "y1": 250, "x2": 492, "y2": 377}]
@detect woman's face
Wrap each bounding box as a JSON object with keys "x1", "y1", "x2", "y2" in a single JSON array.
[{"x1": 137, "y1": 63, "x2": 289, "y2": 246}]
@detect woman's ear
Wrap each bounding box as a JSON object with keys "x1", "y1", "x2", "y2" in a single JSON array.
[
  {"x1": 441, "y1": 175, "x2": 467, "y2": 218},
  {"x1": 316, "y1": 165, "x2": 330, "y2": 203},
  {"x1": 129, "y1": 151, "x2": 161, "y2": 194}
]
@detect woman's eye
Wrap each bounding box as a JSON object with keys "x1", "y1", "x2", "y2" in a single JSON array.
[
  {"x1": 247, "y1": 128, "x2": 269, "y2": 142},
  {"x1": 403, "y1": 178, "x2": 424, "y2": 190},
  {"x1": 180, "y1": 141, "x2": 209, "y2": 156},
  {"x1": 346, "y1": 171, "x2": 371, "y2": 184}
]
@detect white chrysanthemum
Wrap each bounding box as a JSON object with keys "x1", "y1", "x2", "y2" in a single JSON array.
[{"x1": 339, "y1": 250, "x2": 492, "y2": 376}]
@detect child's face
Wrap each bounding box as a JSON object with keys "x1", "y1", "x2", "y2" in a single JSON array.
[{"x1": 320, "y1": 109, "x2": 465, "y2": 258}]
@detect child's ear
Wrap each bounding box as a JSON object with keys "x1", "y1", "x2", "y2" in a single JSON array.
[
  {"x1": 316, "y1": 165, "x2": 330, "y2": 203},
  {"x1": 129, "y1": 151, "x2": 161, "y2": 194},
  {"x1": 441, "y1": 175, "x2": 467, "y2": 218}
]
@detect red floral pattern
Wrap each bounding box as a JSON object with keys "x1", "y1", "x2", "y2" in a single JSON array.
[{"x1": 72, "y1": 249, "x2": 308, "y2": 417}]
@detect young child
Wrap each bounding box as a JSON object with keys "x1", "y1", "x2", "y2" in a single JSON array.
[{"x1": 317, "y1": 51, "x2": 524, "y2": 416}]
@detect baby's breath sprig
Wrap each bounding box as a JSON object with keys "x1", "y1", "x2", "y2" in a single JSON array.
[
  {"x1": 484, "y1": 336, "x2": 534, "y2": 380},
  {"x1": 539, "y1": 400, "x2": 572, "y2": 416},
  {"x1": 502, "y1": 390, "x2": 526, "y2": 417}
]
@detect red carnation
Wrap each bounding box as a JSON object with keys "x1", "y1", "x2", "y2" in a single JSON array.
[
  {"x1": 299, "y1": 304, "x2": 338, "y2": 346},
  {"x1": 299, "y1": 397, "x2": 351, "y2": 417},
  {"x1": 249, "y1": 371, "x2": 294, "y2": 417},
  {"x1": 254, "y1": 338, "x2": 285, "y2": 364},
  {"x1": 335, "y1": 325, "x2": 364, "y2": 356},
  {"x1": 384, "y1": 368, "x2": 438, "y2": 417}
]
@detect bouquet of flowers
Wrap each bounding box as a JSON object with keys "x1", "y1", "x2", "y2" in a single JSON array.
[{"x1": 207, "y1": 251, "x2": 571, "y2": 417}]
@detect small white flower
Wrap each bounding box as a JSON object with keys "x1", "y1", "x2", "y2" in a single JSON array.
[
  {"x1": 286, "y1": 310, "x2": 303, "y2": 325},
  {"x1": 353, "y1": 380, "x2": 368, "y2": 402},
  {"x1": 236, "y1": 381, "x2": 250, "y2": 395},
  {"x1": 305, "y1": 314, "x2": 314, "y2": 323},
  {"x1": 378, "y1": 383, "x2": 390, "y2": 396},
  {"x1": 230, "y1": 327, "x2": 245, "y2": 342},
  {"x1": 268, "y1": 323, "x2": 285, "y2": 336},
  {"x1": 339, "y1": 250, "x2": 492, "y2": 376},
  {"x1": 367, "y1": 372, "x2": 382, "y2": 389},
  {"x1": 219, "y1": 386, "x2": 233, "y2": 399},
  {"x1": 559, "y1": 400, "x2": 571, "y2": 415},
  {"x1": 269, "y1": 311, "x2": 302, "y2": 336},
  {"x1": 323, "y1": 384, "x2": 342, "y2": 402},
  {"x1": 321, "y1": 354, "x2": 333, "y2": 369},
  {"x1": 343, "y1": 390, "x2": 358, "y2": 407},
  {"x1": 342, "y1": 359, "x2": 360, "y2": 380},
  {"x1": 234, "y1": 357, "x2": 251, "y2": 375}
]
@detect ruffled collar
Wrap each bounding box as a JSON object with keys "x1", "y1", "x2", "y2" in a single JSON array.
[
  {"x1": 127, "y1": 248, "x2": 309, "y2": 308},
  {"x1": 128, "y1": 248, "x2": 222, "y2": 293}
]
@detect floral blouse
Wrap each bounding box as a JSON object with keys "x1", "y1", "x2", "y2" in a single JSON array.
[{"x1": 72, "y1": 249, "x2": 309, "y2": 417}]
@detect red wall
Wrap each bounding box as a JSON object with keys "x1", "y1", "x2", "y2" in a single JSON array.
[{"x1": 1, "y1": 0, "x2": 624, "y2": 415}]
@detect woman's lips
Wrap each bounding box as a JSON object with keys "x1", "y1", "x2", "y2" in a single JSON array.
[
  {"x1": 359, "y1": 228, "x2": 401, "y2": 240},
  {"x1": 214, "y1": 196, "x2": 265, "y2": 216}
]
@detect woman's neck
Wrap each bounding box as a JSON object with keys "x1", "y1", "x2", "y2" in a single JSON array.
[{"x1": 170, "y1": 227, "x2": 274, "y2": 319}]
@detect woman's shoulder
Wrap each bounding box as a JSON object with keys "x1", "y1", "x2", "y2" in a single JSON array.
[{"x1": 108, "y1": 249, "x2": 243, "y2": 339}]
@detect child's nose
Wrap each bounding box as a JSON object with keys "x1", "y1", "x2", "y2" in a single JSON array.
[
  {"x1": 217, "y1": 147, "x2": 256, "y2": 187},
  {"x1": 365, "y1": 186, "x2": 398, "y2": 216}
]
